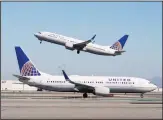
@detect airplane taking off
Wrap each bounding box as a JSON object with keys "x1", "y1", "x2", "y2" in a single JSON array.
[
  {"x1": 34, "y1": 32, "x2": 129, "y2": 56},
  {"x1": 13, "y1": 46, "x2": 157, "y2": 98}
]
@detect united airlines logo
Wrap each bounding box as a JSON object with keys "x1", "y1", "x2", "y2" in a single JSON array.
[
  {"x1": 110, "y1": 41, "x2": 122, "y2": 51},
  {"x1": 21, "y1": 61, "x2": 41, "y2": 76}
]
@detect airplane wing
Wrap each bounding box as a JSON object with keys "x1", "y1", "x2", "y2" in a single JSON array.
[
  {"x1": 73, "y1": 34, "x2": 96, "y2": 50},
  {"x1": 13, "y1": 74, "x2": 30, "y2": 81},
  {"x1": 62, "y1": 70, "x2": 94, "y2": 91}
]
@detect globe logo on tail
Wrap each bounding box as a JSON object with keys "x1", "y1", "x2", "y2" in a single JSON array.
[
  {"x1": 110, "y1": 41, "x2": 122, "y2": 51},
  {"x1": 21, "y1": 61, "x2": 41, "y2": 76}
]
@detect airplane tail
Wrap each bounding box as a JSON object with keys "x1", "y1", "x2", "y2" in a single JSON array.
[
  {"x1": 15, "y1": 46, "x2": 41, "y2": 76},
  {"x1": 110, "y1": 35, "x2": 129, "y2": 51}
]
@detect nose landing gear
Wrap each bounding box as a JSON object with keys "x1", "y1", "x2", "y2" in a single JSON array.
[
  {"x1": 83, "y1": 93, "x2": 88, "y2": 98},
  {"x1": 77, "y1": 50, "x2": 80, "y2": 54},
  {"x1": 40, "y1": 40, "x2": 42, "y2": 44}
]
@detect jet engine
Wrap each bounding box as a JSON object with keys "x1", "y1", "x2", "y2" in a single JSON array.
[
  {"x1": 65, "y1": 42, "x2": 75, "y2": 50},
  {"x1": 94, "y1": 87, "x2": 110, "y2": 96}
]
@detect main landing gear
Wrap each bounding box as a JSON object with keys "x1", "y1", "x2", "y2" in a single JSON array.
[
  {"x1": 77, "y1": 50, "x2": 80, "y2": 54},
  {"x1": 83, "y1": 93, "x2": 88, "y2": 98},
  {"x1": 140, "y1": 93, "x2": 144, "y2": 98},
  {"x1": 40, "y1": 40, "x2": 42, "y2": 44},
  {"x1": 37, "y1": 88, "x2": 43, "y2": 91}
]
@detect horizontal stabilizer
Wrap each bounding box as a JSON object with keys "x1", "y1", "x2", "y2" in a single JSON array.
[
  {"x1": 13, "y1": 74, "x2": 30, "y2": 80},
  {"x1": 115, "y1": 50, "x2": 126, "y2": 53}
]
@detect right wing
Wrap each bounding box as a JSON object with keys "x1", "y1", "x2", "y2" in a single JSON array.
[
  {"x1": 73, "y1": 34, "x2": 96, "y2": 50},
  {"x1": 62, "y1": 70, "x2": 95, "y2": 91},
  {"x1": 13, "y1": 74, "x2": 30, "y2": 81}
]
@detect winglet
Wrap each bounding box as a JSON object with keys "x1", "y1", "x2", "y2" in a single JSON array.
[
  {"x1": 62, "y1": 70, "x2": 70, "y2": 81},
  {"x1": 91, "y1": 34, "x2": 96, "y2": 40}
]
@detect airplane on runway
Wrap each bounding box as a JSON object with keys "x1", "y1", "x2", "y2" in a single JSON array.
[
  {"x1": 13, "y1": 46, "x2": 157, "y2": 98},
  {"x1": 34, "y1": 32, "x2": 129, "y2": 56}
]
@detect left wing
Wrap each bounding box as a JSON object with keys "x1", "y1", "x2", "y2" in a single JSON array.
[
  {"x1": 73, "y1": 34, "x2": 96, "y2": 50},
  {"x1": 62, "y1": 70, "x2": 94, "y2": 91}
]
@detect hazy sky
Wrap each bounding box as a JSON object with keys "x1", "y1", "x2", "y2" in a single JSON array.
[{"x1": 1, "y1": 2, "x2": 162, "y2": 80}]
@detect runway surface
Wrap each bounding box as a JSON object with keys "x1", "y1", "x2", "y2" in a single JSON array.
[{"x1": 1, "y1": 91, "x2": 162, "y2": 119}]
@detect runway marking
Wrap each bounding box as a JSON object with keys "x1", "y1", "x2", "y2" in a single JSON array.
[
  {"x1": 2, "y1": 106, "x2": 162, "y2": 108},
  {"x1": 1, "y1": 109, "x2": 6, "y2": 111}
]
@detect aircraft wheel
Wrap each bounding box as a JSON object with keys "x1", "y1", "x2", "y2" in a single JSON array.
[
  {"x1": 40, "y1": 41, "x2": 42, "y2": 44},
  {"x1": 140, "y1": 93, "x2": 144, "y2": 98},
  {"x1": 37, "y1": 88, "x2": 42, "y2": 91},
  {"x1": 83, "y1": 93, "x2": 88, "y2": 98},
  {"x1": 77, "y1": 50, "x2": 80, "y2": 54}
]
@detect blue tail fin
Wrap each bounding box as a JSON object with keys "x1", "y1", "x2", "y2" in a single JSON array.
[
  {"x1": 15, "y1": 46, "x2": 41, "y2": 76},
  {"x1": 110, "y1": 35, "x2": 129, "y2": 51}
]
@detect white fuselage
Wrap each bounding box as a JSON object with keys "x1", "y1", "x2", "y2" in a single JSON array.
[
  {"x1": 34, "y1": 32, "x2": 117, "y2": 56},
  {"x1": 21, "y1": 72, "x2": 157, "y2": 94}
]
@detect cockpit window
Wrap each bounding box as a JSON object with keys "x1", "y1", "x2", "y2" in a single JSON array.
[{"x1": 38, "y1": 32, "x2": 41, "y2": 34}]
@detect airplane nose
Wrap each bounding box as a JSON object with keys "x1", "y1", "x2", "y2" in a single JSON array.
[
  {"x1": 152, "y1": 84, "x2": 158, "y2": 90},
  {"x1": 34, "y1": 33, "x2": 40, "y2": 37}
]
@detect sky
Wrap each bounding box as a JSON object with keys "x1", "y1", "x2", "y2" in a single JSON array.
[{"x1": 1, "y1": 2, "x2": 162, "y2": 80}]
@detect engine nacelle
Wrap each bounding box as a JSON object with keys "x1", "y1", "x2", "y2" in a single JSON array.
[
  {"x1": 65, "y1": 42, "x2": 75, "y2": 50},
  {"x1": 94, "y1": 87, "x2": 110, "y2": 96}
]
